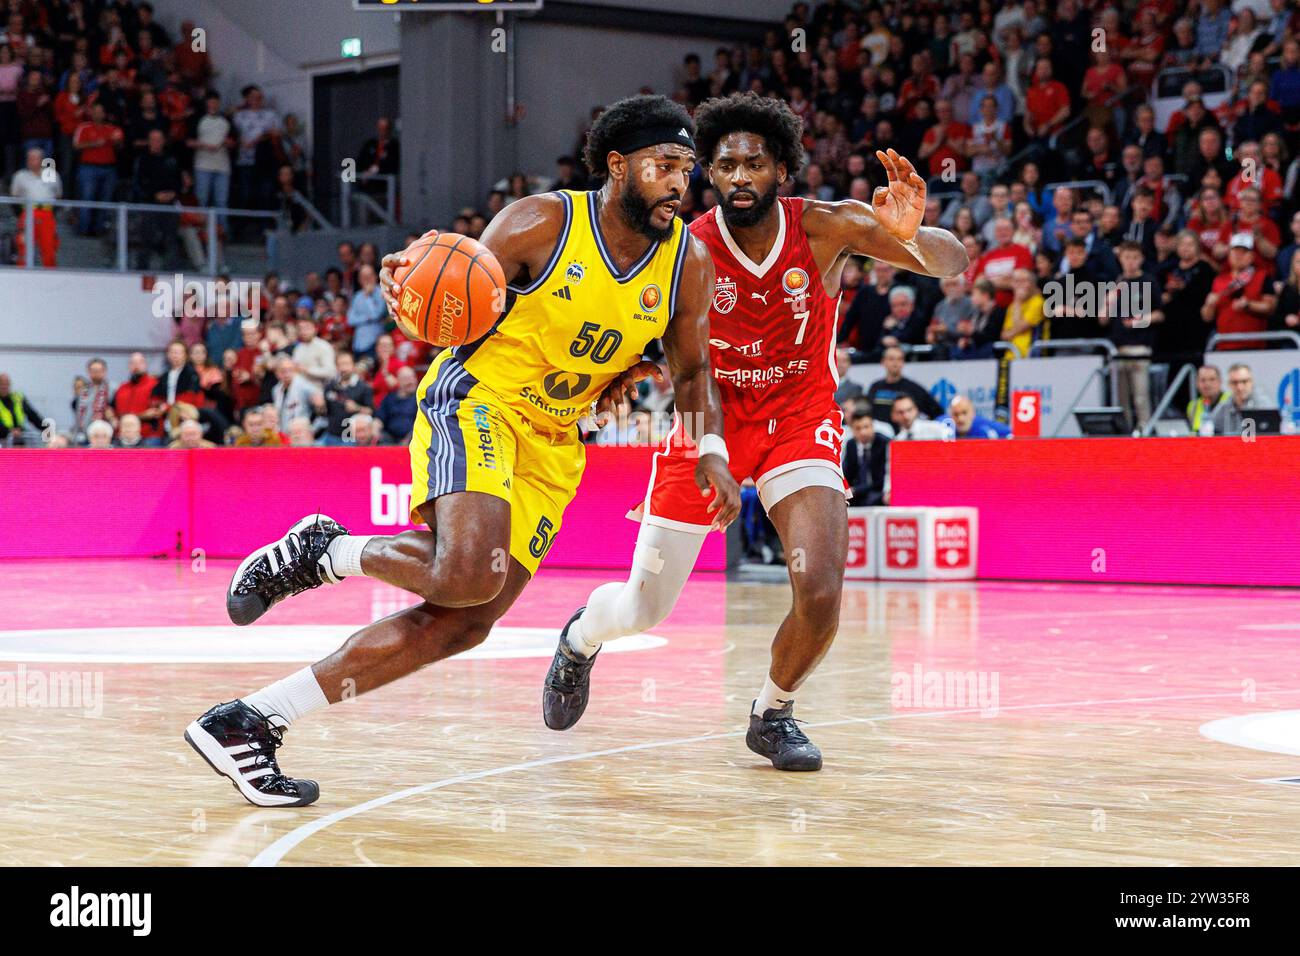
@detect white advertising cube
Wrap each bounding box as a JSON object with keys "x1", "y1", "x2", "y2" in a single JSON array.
[
  {"x1": 845, "y1": 507, "x2": 879, "y2": 579},
  {"x1": 875, "y1": 507, "x2": 979, "y2": 581}
]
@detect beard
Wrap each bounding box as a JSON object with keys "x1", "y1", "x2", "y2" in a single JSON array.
[
  {"x1": 718, "y1": 180, "x2": 779, "y2": 229},
  {"x1": 619, "y1": 185, "x2": 677, "y2": 242}
]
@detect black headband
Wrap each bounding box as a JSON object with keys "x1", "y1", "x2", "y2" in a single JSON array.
[{"x1": 613, "y1": 124, "x2": 695, "y2": 158}]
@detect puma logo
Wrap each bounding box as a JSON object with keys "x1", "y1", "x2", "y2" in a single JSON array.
[{"x1": 751, "y1": 290, "x2": 771, "y2": 304}]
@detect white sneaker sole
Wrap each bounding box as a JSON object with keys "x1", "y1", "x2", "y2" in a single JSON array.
[{"x1": 184, "y1": 719, "x2": 317, "y2": 807}]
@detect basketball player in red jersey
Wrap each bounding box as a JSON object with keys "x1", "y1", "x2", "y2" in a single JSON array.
[{"x1": 542, "y1": 92, "x2": 968, "y2": 770}]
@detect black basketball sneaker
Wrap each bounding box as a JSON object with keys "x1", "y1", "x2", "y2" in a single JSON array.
[
  {"x1": 542, "y1": 607, "x2": 598, "y2": 730},
  {"x1": 184, "y1": 700, "x2": 320, "y2": 807},
  {"x1": 227, "y1": 514, "x2": 348, "y2": 626},
  {"x1": 746, "y1": 700, "x2": 823, "y2": 771}
]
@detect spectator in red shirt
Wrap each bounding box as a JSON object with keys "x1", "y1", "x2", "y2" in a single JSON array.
[
  {"x1": 232, "y1": 325, "x2": 266, "y2": 414},
  {"x1": 974, "y1": 218, "x2": 1035, "y2": 308},
  {"x1": 1231, "y1": 187, "x2": 1281, "y2": 271},
  {"x1": 72, "y1": 101, "x2": 123, "y2": 235},
  {"x1": 112, "y1": 352, "x2": 161, "y2": 439},
  {"x1": 53, "y1": 72, "x2": 93, "y2": 172},
  {"x1": 1224, "y1": 141, "x2": 1283, "y2": 214},
  {"x1": 1121, "y1": 9, "x2": 1166, "y2": 91},
  {"x1": 173, "y1": 20, "x2": 213, "y2": 89},
  {"x1": 1201, "y1": 234, "x2": 1277, "y2": 350},
  {"x1": 898, "y1": 53, "x2": 941, "y2": 122},
  {"x1": 368, "y1": 333, "x2": 406, "y2": 409},
  {"x1": 98, "y1": 24, "x2": 133, "y2": 68},
  {"x1": 1187, "y1": 187, "x2": 1233, "y2": 266},
  {"x1": 157, "y1": 72, "x2": 193, "y2": 147},
  {"x1": 919, "y1": 98, "x2": 970, "y2": 178},
  {"x1": 1081, "y1": 48, "x2": 1126, "y2": 133},
  {"x1": 318, "y1": 296, "x2": 353, "y2": 347},
  {"x1": 1024, "y1": 58, "x2": 1071, "y2": 142}
]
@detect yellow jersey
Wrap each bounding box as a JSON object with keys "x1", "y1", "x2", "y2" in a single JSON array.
[{"x1": 452, "y1": 189, "x2": 689, "y2": 430}]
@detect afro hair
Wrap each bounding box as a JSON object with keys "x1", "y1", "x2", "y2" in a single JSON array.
[
  {"x1": 582, "y1": 94, "x2": 696, "y2": 180},
  {"x1": 693, "y1": 91, "x2": 805, "y2": 178}
]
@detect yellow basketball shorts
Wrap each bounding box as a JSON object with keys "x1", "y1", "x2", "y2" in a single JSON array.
[{"x1": 408, "y1": 350, "x2": 586, "y2": 575}]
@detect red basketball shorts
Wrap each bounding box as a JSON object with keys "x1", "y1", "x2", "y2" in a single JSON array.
[{"x1": 633, "y1": 403, "x2": 849, "y2": 531}]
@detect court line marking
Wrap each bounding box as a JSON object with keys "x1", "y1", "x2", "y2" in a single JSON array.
[
  {"x1": 1199, "y1": 710, "x2": 1300, "y2": 757},
  {"x1": 248, "y1": 687, "x2": 1300, "y2": 867}
]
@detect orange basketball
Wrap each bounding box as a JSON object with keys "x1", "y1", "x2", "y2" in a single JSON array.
[{"x1": 390, "y1": 232, "x2": 506, "y2": 348}]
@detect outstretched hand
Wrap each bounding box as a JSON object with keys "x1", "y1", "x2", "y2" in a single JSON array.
[{"x1": 873, "y1": 148, "x2": 926, "y2": 242}]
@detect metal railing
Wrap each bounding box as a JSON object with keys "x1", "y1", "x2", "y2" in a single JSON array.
[
  {"x1": 0, "y1": 196, "x2": 281, "y2": 274},
  {"x1": 899, "y1": 341, "x2": 1023, "y2": 361},
  {"x1": 339, "y1": 173, "x2": 398, "y2": 229},
  {"x1": 1027, "y1": 339, "x2": 1118, "y2": 435},
  {"x1": 1142, "y1": 361, "x2": 1197, "y2": 436},
  {"x1": 1206, "y1": 331, "x2": 1300, "y2": 351},
  {"x1": 1029, "y1": 338, "x2": 1118, "y2": 359}
]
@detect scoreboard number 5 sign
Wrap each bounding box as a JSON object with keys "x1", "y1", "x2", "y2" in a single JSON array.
[{"x1": 1011, "y1": 390, "x2": 1041, "y2": 438}]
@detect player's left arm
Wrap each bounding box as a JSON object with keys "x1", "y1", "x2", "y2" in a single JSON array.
[
  {"x1": 661, "y1": 233, "x2": 741, "y2": 531},
  {"x1": 806, "y1": 148, "x2": 969, "y2": 278}
]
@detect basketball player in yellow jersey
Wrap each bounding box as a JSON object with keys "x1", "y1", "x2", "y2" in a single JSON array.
[{"x1": 183, "y1": 95, "x2": 740, "y2": 808}]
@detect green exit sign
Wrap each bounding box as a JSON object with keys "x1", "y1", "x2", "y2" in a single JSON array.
[{"x1": 341, "y1": 37, "x2": 362, "y2": 58}]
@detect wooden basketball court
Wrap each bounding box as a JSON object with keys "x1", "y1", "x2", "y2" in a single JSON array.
[{"x1": 2, "y1": 559, "x2": 1298, "y2": 866}]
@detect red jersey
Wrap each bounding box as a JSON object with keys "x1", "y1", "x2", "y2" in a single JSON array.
[
  {"x1": 689, "y1": 197, "x2": 840, "y2": 427},
  {"x1": 637, "y1": 197, "x2": 848, "y2": 528}
]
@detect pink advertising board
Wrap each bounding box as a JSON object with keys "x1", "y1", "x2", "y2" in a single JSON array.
[
  {"x1": 890, "y1": 435, "x2": 1300, "y2": 587},
  {"x1": 0, "y1": 447, "x2": 727, "y2": 570}
]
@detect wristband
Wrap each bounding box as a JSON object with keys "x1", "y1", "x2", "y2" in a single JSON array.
[{"x1": 698, "y1": 433, "x2": 729, "y2": 463}]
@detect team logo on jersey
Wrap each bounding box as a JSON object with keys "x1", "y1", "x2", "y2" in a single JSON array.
[
  {"x1": 542, "y1": 369, "x2": 591, "y2": 400},
  {"x1": 713, "y1": 277, "x2": 737, "y2": 314},
  {"x1": 565, "y1": 260, "x2": 586, "y2": 284},
  {"x1": 781, "y1": 267, "x2": 810, "y2": 297},
  {"x1": 639, "y1": 284, "x2": 662, "y2": 313}
]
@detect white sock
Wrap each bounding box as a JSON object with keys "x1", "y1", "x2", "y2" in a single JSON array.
[
  {"x1": 565, "y1": 612, "x2": 604, "y2": 659},
  {"x1": 752, "y1": 676, "x2": 794, "y2": 716},
  {"x1": 242, "y1": 666, "x2": 330, "y2": 726},
  {"x1": 565, "y1": 581, "x2": 624, "y2": 658},
  {"x1": 325, "y1": 534, "x2": 375, "y2": 578}
]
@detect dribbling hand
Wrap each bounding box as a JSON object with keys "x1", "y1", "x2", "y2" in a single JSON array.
[{"x1": 378, "y1": 230, "x2": 439, "y2": 315}]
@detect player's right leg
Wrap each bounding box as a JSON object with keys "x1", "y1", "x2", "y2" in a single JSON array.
[{"x1": 226, "y1": 351, "x2": 515, "y2": 624}]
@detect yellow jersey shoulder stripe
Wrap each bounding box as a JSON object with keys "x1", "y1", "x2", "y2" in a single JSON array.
[{"x1": 506, "y1": 190, "x2": 575, "y2": 296}]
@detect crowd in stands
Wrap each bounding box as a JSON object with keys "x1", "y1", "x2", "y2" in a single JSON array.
[
  {"x1": 9, "y1": 1, "x2": 1300, "y2": 448},
  {"x1": 1, "y1": 0, "x2": 403, "y2": 268},
  {"x1": 477, "y1": 0, "x2": 1300, "y2": 435}
]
